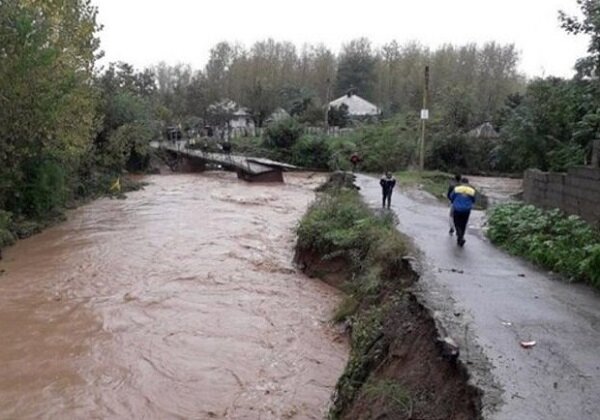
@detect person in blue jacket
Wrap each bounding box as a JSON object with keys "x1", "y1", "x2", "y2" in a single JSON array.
[
  {"x1": 449, "y1": 177, "x2": 476, "y2": 247},
  {"x1": 446, "y1": 173, "x2": 462, "y2": 235}
]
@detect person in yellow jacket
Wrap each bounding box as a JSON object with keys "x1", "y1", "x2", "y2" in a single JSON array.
[{"x1": 449, "y1": 178, "x2": 476, "y2": 247}]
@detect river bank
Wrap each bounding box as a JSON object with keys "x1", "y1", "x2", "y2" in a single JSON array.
[
  {"x1": 0, "y1": 176, "x2": 145, "y2": 259},
  {"x1": 0, "y1": 172, "x2": 348, "y2": 418},
  {"x1": 295, "y1": 173, "x2": 482, "y2": 419}
]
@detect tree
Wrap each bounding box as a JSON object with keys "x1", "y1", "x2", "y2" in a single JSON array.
[
  {"x1": 0, "y1": 0, "x2": 101, "y2": 215},
  {"x1": 498, "y1": 78, "x2": 586, "y2": 171},
  {"x1": 336, "y1": 38, "x2": 376, "y2": 99},
  {"x1": 328, "y1": 104, "x2": 350, "y2": 128},
  {"x1": 560, "y1": 0, "x2": 600, "y2": 79},
  {"x1": 559, "y1": 0, "x2": 600, "y2": 159},
  {"x1": 244, "y1": 80, "x2": 277, "y2": 127}
]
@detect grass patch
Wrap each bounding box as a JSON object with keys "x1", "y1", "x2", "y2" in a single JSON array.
[
  {"x1": 395, "y1": 170, "x2": 452, "y2": 200},
  {"x1": 364, "y1": 379, "x2": 413, "y2": 417},
  {"x1": 487, "y1": 202, "x2": 600, "y2": 288},
  {"x1": 229, "y1": 136, "x2": 271, "y2": 157},
  {"x1": 333, "y1": 295, "x2": 360, "y2": 323},
  {"x1": 396, "y1": 170, "x2": 488, "y2": 209},
  {"x1": 296, "y1": 189, "x2": 409, "y2": 282}
]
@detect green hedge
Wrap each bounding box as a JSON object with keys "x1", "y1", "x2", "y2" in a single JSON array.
[{"x1": 487, "y1": 203, "x2": 600, "y2": 288}]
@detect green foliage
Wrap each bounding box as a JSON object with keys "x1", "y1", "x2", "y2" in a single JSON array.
[
  {"x1": 94, "y1": 62, "x2": 159, "y2": 174},
  {"x1": 395, "y1": 171, "x2": 451, "y2": 199},
  {"x1": 364, "y1": 379, "x2": 413, "y2": 416},
  {"x1": 333, "y1": 296, "x2": 360, "y2": 323},
  {"x1": 290, "y1": 135, "x2": 332, "y2": 169},
  {"x1": 328, "y1": 115, "x2": 419, "y2": 172},
  {"x1": 295, "y1": 176, "x2": 414, "y2": 419},
  {"x1": 297, "y1": 190, "x2": 389, "y2": 263},
  {"x1": 296, "y1": 183, "x2": 409, "y2": 293},
  {"x1": 331, "y1": 304, "x2": 387, "y2": 419},
  {"x1": 546, "y1": 142, "x2": 586, "y2": 172},
  {"x1": 98, "y1": 123, "x2": 155, "y2": 172},
  {"x1": 560, "y1": 0, "x2": 600, "y2": 78},
  {"x1": 496, "y1": 78, "x2": 592, "y2": 171},
  {"x1": 428, "y1": 131, "x2": 498, "y2": 173},
  {"x1": 328, "y1": 103, "x2": 350, "y2": 128},
  {"x1": 336, "y1": 38, "x2": 376, "y2": 99},
  {"x1": 0, "y1": 211, "x2": 16, "y2": 248},
  {"x1": 21, "y1": 160, "x2": 67, "y2": 218},
  {"x1": 262, "y1": 117, "x2": 304, "y2": 160},
  {"x1": 0, "y1": 0, "x2": 100, "y2": 214},
  {"x1": 487, "y1": 203, "x2": 600, "y2": 288}
]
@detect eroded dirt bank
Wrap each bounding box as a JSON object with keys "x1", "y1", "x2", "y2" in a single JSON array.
[
  {"x1": 0, "y1": 172, "x2": 347, "y2": 419},
  {"x1": 294, "y1": 176, "x2": 482, "y2": 420},
  {"x1": 297, "y1": 247, "x2": 482, "y2": 420}
]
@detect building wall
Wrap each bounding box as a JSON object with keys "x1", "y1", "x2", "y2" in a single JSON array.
[{"x1": 523, "y1": 167, "x2": 600, "y2": 224}]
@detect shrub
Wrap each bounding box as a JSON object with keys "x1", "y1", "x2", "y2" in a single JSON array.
[
  {"x1": 0, "y1": 210, "x2": 16, "y2": 247},
  {"x1": 290, "y1": 135, "x2": 332, "y2": 169},
  {"x1": 262, "y1": 117, "x2": 304, "y2": 160},
  {"x1": 296, "y1": 184, "x2": 411, "y2": 302},
  {"x1": 21, "y1": 160, "x2": 67, "y2": 218},
  {"x1": 327, "y1": 115, "x2": 419, "y2": 173},
  {"x1": 487, "y1": 202, "x2": 600, "y2": 288}
]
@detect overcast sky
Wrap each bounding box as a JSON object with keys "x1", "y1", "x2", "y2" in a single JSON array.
[{"x1": 92, "y1": 0, "x2": 589, "y2": 78}]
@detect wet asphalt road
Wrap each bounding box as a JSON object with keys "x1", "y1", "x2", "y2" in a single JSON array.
[{"x1": 356, "y1": 174, "x2": 600, "y2": 420}]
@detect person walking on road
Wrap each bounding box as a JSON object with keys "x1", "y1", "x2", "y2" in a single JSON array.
[
  {"x1": 449, "y1": 177, "x2": 476, "y2": 247},
  {"x1": 447, "y1": 173, "x2": 462, "y2": 235},
  {"x1": 380, "y1": 171, "x2": 396, "y2": 209}
]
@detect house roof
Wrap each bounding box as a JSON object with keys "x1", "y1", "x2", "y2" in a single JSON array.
[
  {"x1": 266, "y1": 107, "x2": 290, "y2": 122},
  {"x1": 208, "y1": 99, "x2": 250, "y2": 117},
  {"x1": 468, "y1": 122, "x2": 500, "y2": 139},
  {"x1": 329, "y1": 93, "x2": 380, "y2": 116}
]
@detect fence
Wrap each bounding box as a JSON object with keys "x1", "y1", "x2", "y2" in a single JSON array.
[
  {"x1": 523, "y1": 166, "x2": 600, "y2": 224},
  {"x1": 227, "y1": 126, "x2": 355, "y2": 139}
]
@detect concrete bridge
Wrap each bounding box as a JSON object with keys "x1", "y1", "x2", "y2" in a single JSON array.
[{"x1": 150, "y1": 140, "x2": 299, "y2": 182}]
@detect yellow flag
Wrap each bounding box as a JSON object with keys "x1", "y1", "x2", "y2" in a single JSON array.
[{"x1": 110, "y1": 177, "x2": 121, "y2": 192}]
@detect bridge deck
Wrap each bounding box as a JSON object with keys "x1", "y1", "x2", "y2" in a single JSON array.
[{"x1": 151, "y1": 141, "x2": 298, "y2": 175}]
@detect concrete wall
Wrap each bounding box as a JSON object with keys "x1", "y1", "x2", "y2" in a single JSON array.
[{"x1": 523, "y1": 167, "x2": 600, "y2": 224}]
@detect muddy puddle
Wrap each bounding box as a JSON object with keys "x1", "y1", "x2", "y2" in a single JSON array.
[{"x1": 0, "y1": 172, "x2": 347, "y2": 419}]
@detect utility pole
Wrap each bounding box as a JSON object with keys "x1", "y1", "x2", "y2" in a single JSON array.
[
  {"x1": 324, "y1": 78, "x2": 331, "y2": 131},
  {"x1": 419, "y1": 66, "x2": 429, "y2": 171}
]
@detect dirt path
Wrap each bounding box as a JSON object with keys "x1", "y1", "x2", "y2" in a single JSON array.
[{"x1": 356, "y1": 174, "x2": 600, "y2": 420}]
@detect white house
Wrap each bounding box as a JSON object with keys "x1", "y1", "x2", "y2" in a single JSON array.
[
  {"x1": 328, "y1": 92, "x2": 381, "y2": 117},
  {"x1": 265, "y1": 107, "x2": 291, "y2": 124},
  {"x1": 468, "y1": 122, "x2": 500, "y2": 139},
  {"x1": 207, "y1": 99, "x2": 255, "y2": 129}
]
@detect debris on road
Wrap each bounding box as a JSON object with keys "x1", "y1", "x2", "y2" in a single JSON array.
[
  {"x1": 520, "y1": 340, "x2": 536, "y2": 349},
  {"x1": 438, "y1": 267, "x2": 465, "y2": 274}
]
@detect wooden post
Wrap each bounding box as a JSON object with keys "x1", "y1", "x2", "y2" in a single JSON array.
[
  {"x1": 419, "y1": 66, "x2": 429, "y2": 171},
  {"x1": 324, "y1": 78, "x2": 331, "y2": 129}
]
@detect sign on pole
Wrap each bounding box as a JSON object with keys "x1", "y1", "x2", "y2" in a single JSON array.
[{"x1": 420, "y1": 109, "x2": 429, "y2": 120}]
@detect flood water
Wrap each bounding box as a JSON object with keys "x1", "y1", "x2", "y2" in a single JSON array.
[{"x1": 0, "y1": 172, "x2": 347, "y2": 419}]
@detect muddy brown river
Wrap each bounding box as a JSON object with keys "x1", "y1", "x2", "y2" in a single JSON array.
[{"x1": 0, "y1": 172, "x2": 348, "y2": 419}]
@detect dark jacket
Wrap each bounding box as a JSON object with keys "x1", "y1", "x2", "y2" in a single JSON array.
[
  {"x1": 380, "y1": 176, "x2": 396, "y2": 195},
  {"x1": 447, "y1": 180, "x2": 459, "y2": 201}
]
